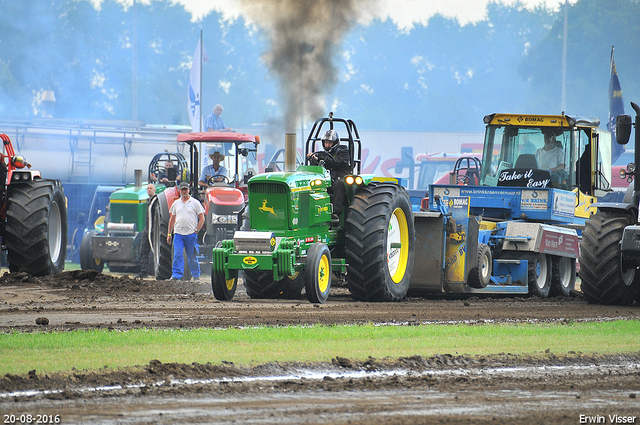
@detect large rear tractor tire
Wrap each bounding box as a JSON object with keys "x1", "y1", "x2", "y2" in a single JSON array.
[
  {"x1": 282, "y1": 272, "x2": 305, "y2": 299},
  {"x1": 5, "y1": 180, "x2": 67, "y2": 276},
  {"x1": 345, "y1": 183, "x2": 415, "y2": 302},
  {"x1": 151, "y1": 197, "x2": 172, "y2": 280},
  {"x1": 244, "y1": 271, "x2": 285, "y2": 299},
  {"x1": 579, "y1": 211, "x2": 638, "y2": 305},
  {"x1": 79, "y1": 230, "x2": 105, "y2": 272}
]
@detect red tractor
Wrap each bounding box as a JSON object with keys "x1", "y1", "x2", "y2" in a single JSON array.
[
  {"x1": 0, "y1": 134, "x2": 67, "y2": 275},
  {"x1": 149, "y1": 131, "x2": 259, "y2": 280}
]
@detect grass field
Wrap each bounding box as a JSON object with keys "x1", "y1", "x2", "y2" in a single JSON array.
[{"x1": 1, "y1": 320, "x2": 639, "y2": 375}]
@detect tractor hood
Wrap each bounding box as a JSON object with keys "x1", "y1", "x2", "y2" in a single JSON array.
[{"x1": 247, "y1": 166, "x2": 332, "y2": 233}]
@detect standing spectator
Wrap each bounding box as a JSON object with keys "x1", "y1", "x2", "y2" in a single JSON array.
[
  {"x1": 167, "y1": 182, "x2": 205, "y2": 282},
  {"x1": 204, "y1": 104, "x2": 232, "y2": 132},
  {"x1": 136, "y1": 183, "x2": 156, "y2": 279},
  {"x1": 198, "y1": 150, "x2": 227, "y2": 187}
]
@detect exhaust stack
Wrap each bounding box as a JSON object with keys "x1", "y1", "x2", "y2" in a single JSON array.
[
  {"x1": 285, "y1": 132, "x2": 297, "y2": 172},
  {"x1": 134, "y1": 169, "x2": 142, "y2": 188}
]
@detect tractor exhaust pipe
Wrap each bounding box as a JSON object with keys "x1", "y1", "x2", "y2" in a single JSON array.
[
  {"x1": 134, "y1": 169, "x2": 142, "y2": 188},
  {"x1": 285, "y1": 132, "x2": 297, "y2": 172}
]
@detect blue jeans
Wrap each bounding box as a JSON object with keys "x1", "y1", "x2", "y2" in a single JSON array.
[{"x1": 171, "y1": 232, "x2": 200, "y2": 279}]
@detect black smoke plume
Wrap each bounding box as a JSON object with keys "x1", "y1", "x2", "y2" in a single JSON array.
[{"x1": 239, "y1": 0, "x2": 378, "y2": 131}]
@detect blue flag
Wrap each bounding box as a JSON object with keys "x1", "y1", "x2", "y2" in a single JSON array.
[{"x1": 608, "y1": 46, "x2": 625, "y2": 164}]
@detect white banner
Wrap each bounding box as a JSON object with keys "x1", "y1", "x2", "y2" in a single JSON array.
[{"x1": 187, "y1": 37, "x2": 209, "y2": 132}]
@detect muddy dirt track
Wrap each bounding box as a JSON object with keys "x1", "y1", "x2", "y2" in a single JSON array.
[{"x1": 1, "y1": 270, "x2": 640, "y2": 424}]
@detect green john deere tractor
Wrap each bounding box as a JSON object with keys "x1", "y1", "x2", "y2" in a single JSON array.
[
  {"x1": 211, "y1": 114, "x2": 415, "y2": 303},
  {"x1": 79, "y1": 152, "x2": 188, "y2": 274}
]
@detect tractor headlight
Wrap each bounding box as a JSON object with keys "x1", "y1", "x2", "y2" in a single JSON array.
[
  {"x1": 345, "y1": 176, "x2": 354, "y2": 185},
  {"x1": 12, "y1": 172, "x2": 30, "y2": 182},
  {"x1": 211, "y1": 214, "x2": 238, "y2": 224},
  {"x1": 627, "y1": 163, "x2": 636, "y2": 173}
]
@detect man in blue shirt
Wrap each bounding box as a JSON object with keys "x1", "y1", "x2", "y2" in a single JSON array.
[
  {"x1": 198, "y1": 150, "x2": 228, "y2": 187},
  {"x1": 204, "y1": 104, "x2": 232, "y2": 132}
]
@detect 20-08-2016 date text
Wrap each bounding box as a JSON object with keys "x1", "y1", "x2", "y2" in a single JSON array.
[{"x1": 4, "y1": 415, "x2": 61, "y2": 424}]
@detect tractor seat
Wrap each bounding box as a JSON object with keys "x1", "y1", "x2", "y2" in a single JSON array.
[{"x1": 514, "y1": 154, "x2": 538, "y2": 169}]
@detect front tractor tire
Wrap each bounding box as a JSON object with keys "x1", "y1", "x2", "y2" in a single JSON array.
[
  {"x1": 151, "y1": 198, "x2": 172, "y2": 280},
  {"x1": 345, "y1": 183, "x2": 415, "y2": 302},
  {"x1": 79, "y1": 230, "x2": 105, "y2": 272},
  {"x1": 5, "y1": 180, "x2": 67, "y2": 276},
  {"x1": 305, "y1": 243, "x2": 332, "y2": 304},
  {"x1": 212, "y1": 270, "x2": 238, "y2": 301},
  {"x1": 579, "y1": 211, "x2": 638, "y2": 305}
]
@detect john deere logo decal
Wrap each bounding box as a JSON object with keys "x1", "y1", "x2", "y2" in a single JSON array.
[
  {"x1": 259, "y1": 199, "x2": 278, "y2": 218},
  {"x1": 243, "y1": 256, "x2": 258, "y2": 265}
]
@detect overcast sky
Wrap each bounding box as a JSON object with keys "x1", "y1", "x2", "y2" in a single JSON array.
[
  {"x1": 98, "y1": 0, "x2": 570, "y2": 27},
  {"x1": 171, "y1": 0, "x2": 570, "y2": 27}
]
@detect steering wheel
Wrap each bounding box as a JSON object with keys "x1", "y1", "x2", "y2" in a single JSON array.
[
  {"x1": 207, "y1": 175, "x2": 231, "y2": 186},
  {"x1": 311, "y1": 150, "x2": 334, "y2": 164},
  {"x1": 456, "y1": 173, "x2": 471, "y2": 185}
]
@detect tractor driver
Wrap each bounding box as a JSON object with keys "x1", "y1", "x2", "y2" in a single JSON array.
[
  {"x1": 535, "y1": 132, "x2": 565, "y2": 173},
  {"x1": 307, "y1": 129, "x2": 351, "y2": 220},
  {"x1": 198, "y1": 150, "x2": 227, "y2": 187},
  {"x1": 152, "y1": 160, "x2": 181, "y2": 185}
]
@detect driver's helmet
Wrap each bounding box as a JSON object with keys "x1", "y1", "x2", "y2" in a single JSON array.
[{"x1": 321, "y1": 130, "x2": 339, "y2": 151}]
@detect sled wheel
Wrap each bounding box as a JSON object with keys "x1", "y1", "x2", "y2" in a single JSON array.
[
  {"x1": 305, "y1": 243, "x2": 332, "y2": 304},
  {"x1": 212, "y1": 270, "x2": 238, "y2": 301},
  {"x1": 6, "y1": 180, "x2": 68, "y2": 275},
  {"x1": 468, "y1": 243, "x2": 492, "y2": 288},
  {"x1": 345, "y1": 183, "x2": 415, "y2": 301},
  {"x1": 527, "y1": 253, "x2": 551, "y2": 298},
  {"x1": 550, "y1": 256, "x2": 576, "y2": 297},
  {"x1": 579, "y1": 211, "x2": 638, "y2": 305},
  {"x1": 79, "y1": 230, "x2": 104, "y2": 272}
]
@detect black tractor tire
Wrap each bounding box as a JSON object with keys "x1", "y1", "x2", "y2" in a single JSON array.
[
  {"x1": 468, "y1": 243, "x2": 492, "y2": 288},
  {"x1": 151, "y1": 198, "x2": 172, "y2": 280},
  {"x1": 526, "y1": 252, "x2": 551, "y2": 298},
  {"x1": 550, "y1": 256, "x2": 576, "y2": 297},
  {"x1": 305, "y1": 243, "x2": 332, "y2": 304},
  {"x1": 79, "y1": 230, "x2": 104, "y2": 272},
  {"x1": 243, "y1": 271, "x2": 285, "y2": 299},
  {"x1": 5, "y1": 180, "x2": 67, "y2": 276},
  {"x1": 579, "y1": 211, "x2": 638, "y2": 305},
  {"x1": 212, "y1": 270, "x2": 238, "y2": 301},
  {"x1": 282, "y1": 272, "x2": 305, "y2": 299},
  {"x1": 345, "y1": 183, "x2": 415, "y2": 302}
]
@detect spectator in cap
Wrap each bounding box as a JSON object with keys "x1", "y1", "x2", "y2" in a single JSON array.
[
  {"x1": 198, "y1": 149, "x2": 228, "y2": 187},
  {"x1": 204, "y1": 104, "x2": 232, "y2": 132},
  {"x1": 167, "y1": 182, "x2": 205, "y2": 282}
]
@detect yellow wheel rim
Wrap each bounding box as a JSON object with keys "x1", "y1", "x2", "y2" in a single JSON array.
[
  {"x1": 388, "y1": 207, "x2": 409, "y2": 284},
  {"x1": 318, "y1": 254, "x2": 330, "y2": 293},
  {"x1": 225, "y1": 277, "x2": 236, "y2": 291}
]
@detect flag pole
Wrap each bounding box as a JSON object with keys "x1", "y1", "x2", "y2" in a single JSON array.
[{"x1": 199, "y1": 30, "x2": 204, "y2": 133}]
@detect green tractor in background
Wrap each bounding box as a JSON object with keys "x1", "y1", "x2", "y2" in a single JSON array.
[
  {"x1": 79, "y1": 152, "x2": 187, "y2": 273},
  {"x1": 211, "y1": 114, "x2": 415, "y2": 303}
]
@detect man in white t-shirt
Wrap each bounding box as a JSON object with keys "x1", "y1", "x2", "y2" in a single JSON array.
[
  {"x1": 167, "y1": 182, "x2": 205, "y2": 282},
  {"x1": 535, "y1": 132, "x2": 565, "y2": 173}
]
